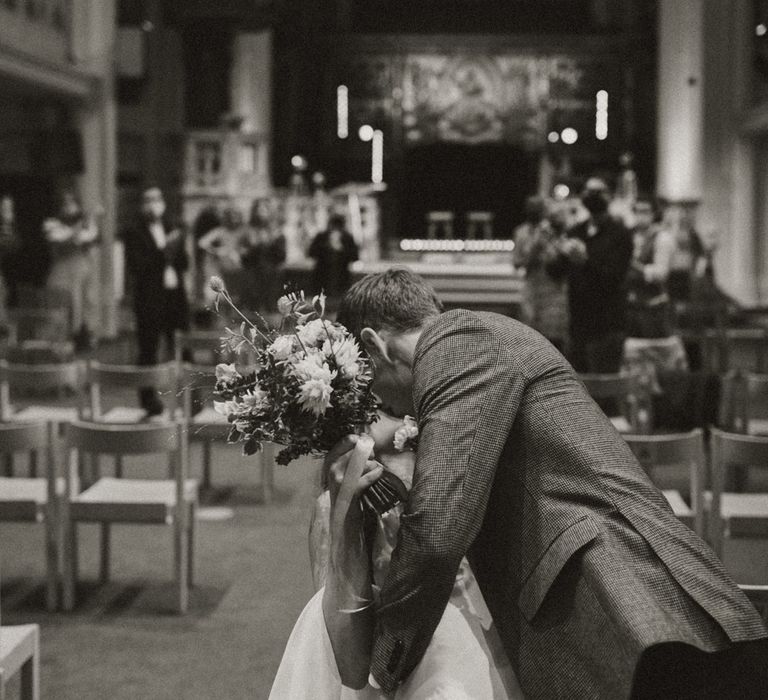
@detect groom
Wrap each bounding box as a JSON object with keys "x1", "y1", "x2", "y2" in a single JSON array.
[{"x1": 334, "y1": 268, "x2": 768, "y2": 699}]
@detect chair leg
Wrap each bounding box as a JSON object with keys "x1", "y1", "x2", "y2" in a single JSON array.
[
  {"x1": 99, "y1": 523, "x2": 111, "y2": 584},
  {"x1": 115, "y1": 455, "x2": 123, "y2": 479},
  {"x1": 174, "y1": 517, "x2": 189, "y2": 614},
  {"x1": 202, "y1": 442, "x2": 212, "y2": 491},
  {"x1": 44, "y1": 516, "x2": 58, "y2": 612},
  {"x1": 20, "y1": 629, "x2": 40, "y2": 700},
  {"x1": 29, "y1": 449, "x2": 37, "y2": 478},
  {"x1": 187, "y1": 501, "x2": 196, "y2": 588},
  {"x1": 3, "y1": 453, "x2": 13, "y2": 477},
  {"x1": 62, "y1": 523, "x2": 78, "y2": 611},
  {"x1": 262, "y1": 444, "x2": 274, "y2": 504}
]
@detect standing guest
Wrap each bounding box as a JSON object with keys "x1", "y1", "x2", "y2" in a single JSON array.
[
  {"x1": 513, "y1": 195, "x2": 568, "y2": 353},
  {"x1": 556, "y1": 177, "x2": 633, "y2": 373},
  {"x1": 122, "y1": 187, "x2": 190, "y2": 417},
  {"x1": 43, "y1": 190, "x2": 100, "y2": 349},
  {"x1": 308, "y1": 213, "x2": 359, "y2": 308},
  {"x1": 191, "y1": 202, "x2": 221, "y2": 299},
  {"x1": 626, "y1": 196, "x2": 676, "y2": 339},
  {"x1": 198, "y1": 205, "x2": 246, "y2": 304},
  {"x1": 239, "y1": 199, "x2": 286, "y2": 313},
  {"x1": 662, "y1": 204, "x2": 714, "y2": 303},
  {"x1": 0, "y1": 195, "x2": 20, "y2": 318},
  {"x1": 0, "y1": 194, "x2": 50, "y2": 308}
]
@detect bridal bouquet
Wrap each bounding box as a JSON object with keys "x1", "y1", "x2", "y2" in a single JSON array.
[{"x1": 209, "y1": 276, "x2": 405, "y2": 514}]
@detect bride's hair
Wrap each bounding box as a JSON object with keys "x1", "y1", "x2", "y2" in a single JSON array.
[{"x1": 337, "y1": 267, "x2": 443, "y2": 340}]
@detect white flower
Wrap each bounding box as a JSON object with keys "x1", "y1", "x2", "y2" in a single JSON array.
[
  {"x1": 209, "y1": 276, "x2": 226, "y2": 294},
  {"x1": 393, "y1": 416, "x2": 419, "y2": 452},
  {"x1": 292, "y1": 354, "x2": 336, "y2": 384},
  {"x1": 277, "y1": 295, "x2": 294, "y2": 316},
  {"x1": 298, "y1": 378, "x2": 334, "y2": 416},
  {"x1": 242, "y1": 388, "x2": 268, "y2": 412},
  {"x1": 215, "y1": 363, "x2": 239, "y2": 383},
  {"x1": 213, "y1": 399, "x2": 240, "y2": 418},
  {"x1": 322, "y1": 337, "x2": 363, "y2": 378},
  {"x1": 268, "y1": 335, "x2": 296, "y2": 361},
  {"x1": 296, "y1": 319, "x2": 327, "y2": 347}
]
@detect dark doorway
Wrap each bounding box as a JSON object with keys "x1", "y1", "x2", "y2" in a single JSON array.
[{"x1": 400, "y1": 142, "x2": 538, "y2": 240}]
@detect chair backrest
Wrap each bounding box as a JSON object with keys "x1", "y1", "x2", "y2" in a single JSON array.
[
  {"x1": 7, "y1": 307, "x2": 69, "y2": 342},
  {"x1": 709, "y1": 427, "x2": 768, "y2": 555},
  {"x1": 724, "y1": 328, "x2": 768, "y2": 374},
  {"x1": 579, "y1": 373, "x2": 652, "y2": 432},
  {"x1": 174, "y1": 329, "x2": 226, "y2": 365},
  {"x1": 86, "y1": 361, "x2": 178, "y2": 419},
  {"x1": 739, "y1": 584, "x2": 768, "y2": 623},
  {"x1": 178, "y1": 363, "x2": 217, "y2": 416},
  {"x1": 0, "y1": 421, "x2": 51, "y2": 454},
  {"x1": 0, "y1": 360, "x2": 84, "y2": 421},
  {"x1": 623, "y1": 429, "x2": 706, "y2": 536},
  {"x1": 63, "y1": 420, "x2": 187, "y2": 496}
]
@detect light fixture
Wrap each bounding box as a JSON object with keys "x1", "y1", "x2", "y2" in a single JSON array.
[
  {"x1": 757, "y1": 23, "x2": 767, "y2": 37},
  {"x1": 553, "y1": 184, "x2": 571, "y2": 200},
  {"x1": 358, "y1": 125, "x2": 374, "y2": 142},
  {"x1": 595, "y1": 90, "x2": 608, "y2": 141},
  {"x1": 336, "y1": 85, "x2": 349, "y2": 139},
  {"x1": 547, "y1": 131, "x2": 560, "y2": 144},
  {"x1": 291, "y1": 155, "x2": 307, "y2": 170},
  {"x1": 372, "y1": 130, "x2": 384, "y2": 184},
  {"x1": 561, "y1": 128, "x2": 578, "y2": 145}
]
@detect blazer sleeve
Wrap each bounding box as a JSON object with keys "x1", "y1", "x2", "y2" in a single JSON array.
[{"x1": 370, "y1": 311, "x2": 527, "y2": 692}]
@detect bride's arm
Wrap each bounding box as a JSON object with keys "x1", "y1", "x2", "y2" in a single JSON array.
[{"x1": 322, "y1": 435, "x2": 382, "y2": 690}]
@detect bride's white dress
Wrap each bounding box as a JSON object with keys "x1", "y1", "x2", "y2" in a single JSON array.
[{"x1": 269, "y1": 496, "x2": 524, "y2": 699}]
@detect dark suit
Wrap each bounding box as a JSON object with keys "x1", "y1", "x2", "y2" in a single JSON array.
[
  {"x1": 122, "y1": 220, "x2": 189, "y2": 411},
  {"x1": 371, "y1": 309, "x2": 767, "y2": 698},
  {"x1": 564, "y1": 215, "x2": 633, "y2": 372}
]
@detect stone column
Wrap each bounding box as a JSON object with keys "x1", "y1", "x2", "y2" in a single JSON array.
[
  {"x1": 71, "y1": 0, "x2": 119, "y2": 337},
  {"x1": 656, "y1": 0, "x2": 704, "y2": 203},
  {"x1": 231, "y1": 31, "x2": 273, "y2": 191}
]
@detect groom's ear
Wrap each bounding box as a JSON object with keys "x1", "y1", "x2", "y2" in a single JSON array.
[{"x1": 360, "y1": 327, "x2": 392, "y2": 365}]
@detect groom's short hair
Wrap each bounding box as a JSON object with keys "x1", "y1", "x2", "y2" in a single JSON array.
[{"x1": 337, "y1": 268, "x2": 443, "y2": 338}]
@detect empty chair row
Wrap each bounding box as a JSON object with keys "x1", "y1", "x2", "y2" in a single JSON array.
[{"x1": 0, "y1": 420, "x2": 196, "y2": 614}]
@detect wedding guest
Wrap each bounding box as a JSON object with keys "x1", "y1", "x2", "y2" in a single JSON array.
[
  {"x1": 198, "y1": 205, "x2": 246, "y2": 304},
  {"x1": 43, "y1": 190, "x2": 100, "y2": 349},
  {"x1": 513, "y1": 196, "x2": 568, "y2": 353},
  {"x1": 308, "y1": 213, "x2": 359, "y2": 308},
  {"x1": 192, "y1": 201, "x2": 221, "y2": 298},
  {"x1": 556, "y1": 177, "x2": 633, "y2": 373},
  {"x1": 662, "y1": 203, "x2": 714, "y2": 303},
  {"x1": 0, "y1": 193, "x2": 50, "y2": 308},
  {"x1": 122, "y1": 186, "x2": 190, "y2": 417},
  {"x1": 0, "y1": 194, "x2": 20, "y2": 317},
  {"x1": 239, "y1": 199, "x2": 286, "y2": 313},
  {"x1": 626, "y1": 196, "x2": 676, "y2": 339}
]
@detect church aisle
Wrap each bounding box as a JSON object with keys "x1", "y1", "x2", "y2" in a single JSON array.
[{"x1": 0, "y1": 446, "x2": 319, "y2": 700}]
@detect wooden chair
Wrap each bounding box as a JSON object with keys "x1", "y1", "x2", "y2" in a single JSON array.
[
  {"x1": 85, "y1": 361, "x2": 178, "y2": 425},
  {"x1": 0, "y1": 615, "x2": 40, "y2": 700},
  {"x1": 180, "y1": 363, "x2": 275, "y2": 499},
  {"x1": 61, "y1": 421, "x2": 197, "y2": 614},
  {"x1": 709, "y1": 428, "x2": 768, "y2": 559},
  {"x1": 579, "y1": 373, "x2": 652, "y2": 434},
  {"x1": 174, "y1": 329, "x2": 224, "y2": 366},
  {"x1": 622, "y1": 429, "x2": 706, "y2": 537},
  {"x1": 465, "y1": 211, "x2": 494, "y2": 240},
  {"x1": 723, "y1": 328, "x2": 768, "y2": 374},
  {"x1": 739, "y1": 584, "x2": 768, "y2": 623},
  {"x1": 0, "y1": 360, "x2": 84, "y2": 479},
  {"x1": 426, "y1": 211, "x2": 454, "y2": 239},
  {"x1": 6, "y1": 308, "x2": 69, "y2": 344},
  {"x1": 0, "y1": 422, "x2": 60, "y2": 611}
]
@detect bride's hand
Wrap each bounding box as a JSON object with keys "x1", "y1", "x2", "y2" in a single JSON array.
[{"x1": 325, "y1": 435, "x2": 382, "y2": 518}]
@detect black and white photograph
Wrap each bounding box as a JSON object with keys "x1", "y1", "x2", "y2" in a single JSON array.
[{"x1": 1, "y1": 1, "x2": 768, "y2": 698}]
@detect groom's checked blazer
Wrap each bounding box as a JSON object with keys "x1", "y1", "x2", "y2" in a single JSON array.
[{"x1": 370, "y1": 309, "x2": 767, "y2": 698}]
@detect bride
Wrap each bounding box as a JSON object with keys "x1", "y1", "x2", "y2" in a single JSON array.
[{"x1": 269, "y1": 412, "x2": 524, "y2": 699}]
